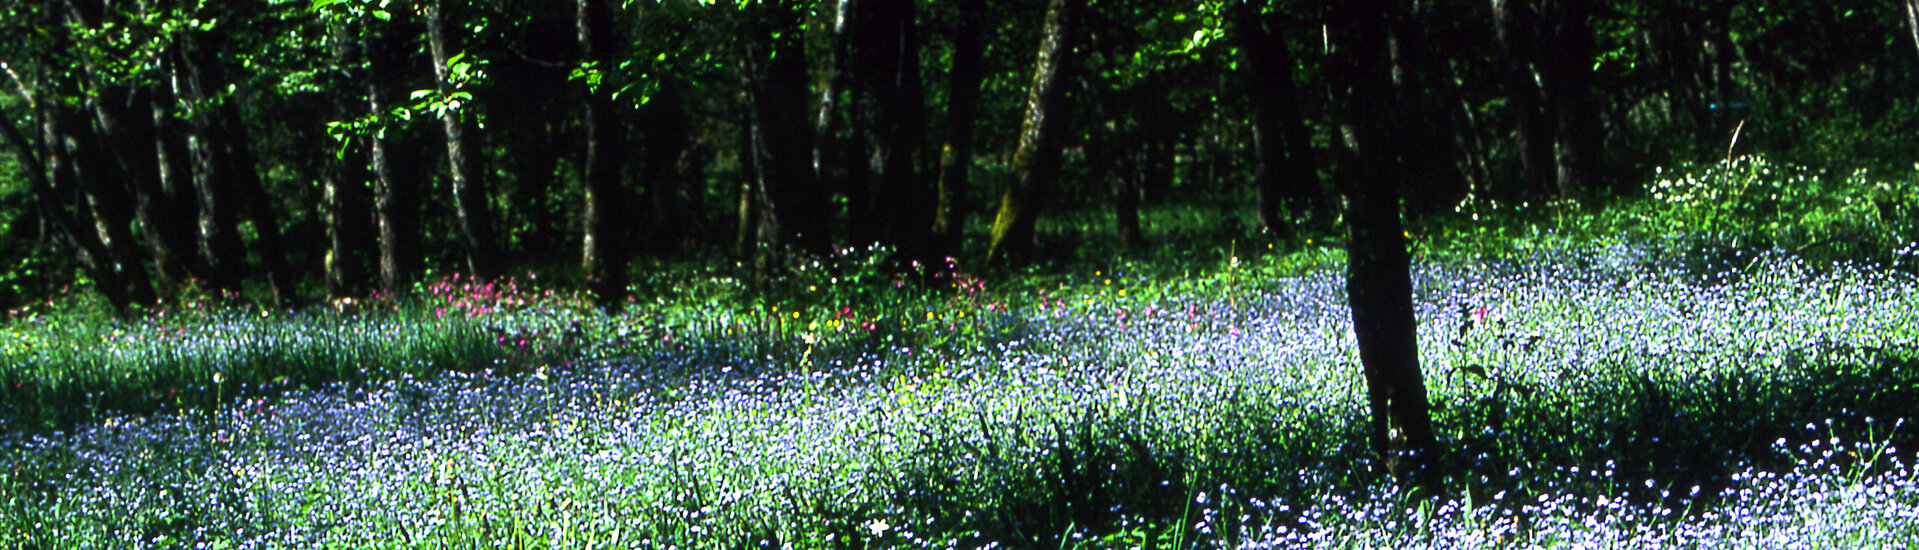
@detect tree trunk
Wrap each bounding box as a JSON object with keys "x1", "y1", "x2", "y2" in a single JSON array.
[
  {"x1": 1544, "y1": 0, "x2": 1603, "y2": 204},
  {"x1": 735, "y1": 95, "x2": 761, "y2": 260},
  {"x1": 1906, "y1": 0, "x2": 1919, "y2": 59},
  {"x1": 150, "y1": 71, "x2": 204, "y2": 288},
  {"x1": 1232, "y1": 0, "x2": 1320, "y2": 240},
  {"x1": 92, "y1": 85, "x2": 194, "y2": 298},
  {"x1": 170, "y1": 46, "x2": 248, "y2": 298},
  {"x1": 639, "y1": 79, "x2": 694, "y2": 255},
  {"x1": 851, "y1": 0, "x2": 934, "y2": 269},
  {"x1": 363, "y1": 24, "x2": 424, "y2": 298},
  {"x1": 985, "y1": 0, "x2": 1085, "y2": 267},
  {"x1": 932, "y1": 0, "x2": 986, "y2": 261},
  {"x1": 1328, "y1": 0, "x2": 1445, "y2": 496},
  {"x1": 1490, "y1": 0, "x2": 1555, "y2": 203},
  {"x1": 1, "y1": 106, "x2": 132, "y2": 313},
  {"x1": 64, "y1": 93, "x2": 158, "y2": 308},
  {"x1": 578, "y1": 0, "x2": 632, "y2": 311},
  {"x1": 171, "y1": 25, "x2": 296, "y2": 305},
  {"x1": 426, "y1": 0, "x2": 501, "y2": 279},
  {"x1": 815, "y1": 0, "x2": 854, "y2": 224},
  {"x1": 739, "y1": 3, "x2": 828, "y2": 261}
]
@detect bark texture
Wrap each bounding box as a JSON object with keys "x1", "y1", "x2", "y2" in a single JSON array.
[
  {"x1": 985, "y1": 0, "x2": 1085, "y2": 267},
  {"x1": 1328, "y1": 0, "x2": 1446, "y2": 496},
  {"x1": 578, "y1": 0, "x2": 633, "y2": 310}
]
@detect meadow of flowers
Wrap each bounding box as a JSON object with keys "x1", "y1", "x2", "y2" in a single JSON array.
[
  {"x1": 5, "y1": 157, "x2": 1919, "y2": 548},
  {"x1": 3, "y1": 238, "x2": 1918, "y2": 549}
]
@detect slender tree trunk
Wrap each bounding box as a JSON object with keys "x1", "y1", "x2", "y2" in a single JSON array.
[
  {"x1": 851, "y1": 0, "x2": 934, "y2": 269},
  {"x1": 1328, "y1": 0, "x2": 1445, "y2": 496},
  {"x1": 1544, "y1": 0, "x2": 1603, "y2": 204},
  {"x1": 578, "y1": 0, "x2": 632, "y2": 311},
  {"x1": 1490, "y1": 0, "x2": 1555, "y2": 202},
  {"x1": 739, "y1": 3, "x2": 828, "y2": 261},
  {"x1": 426, "y1": 0, "x2": 501, "y2": 279},
  {"x1": 65, "y1": 94, "x2": 158, "y2": 307},
  {"x1": 171, "y1": 45, "x2": 248, "y2": 298},
  {"x1": 322, "y1": 142, "x2": 374, "y2": 300},
  {"x1": 1233, "y1": 0, "x2": 1320, "y2": 240},
  {"x1": 363, "y1": 25, "x2": 423, "y2": 298},
  {"x1": 815, "y1": 0, "x2": 854, "y2": 215},
  {"x1": 985, "y1": 0, "x2": 1085, "y2": 267},
  {"x1": 735, "y1": 95, "x2": 761, "y2": 260},
  {"x1": 92, "y1": 85, "x2": 192, "y2": 298},
  {"x1": 150, "y1": 69, "x2": 203, "y2": 287},
  {"x1": 640, "y1": 80, "x2": 693, "y2": 255},
  {"x1": 1906, "y1": 0, "x2": 1919, "y2": 58},
  {"x1": 320, "y1": 20, "x2": 373, "y2": 299},
  {"x1": 932, "y1": 0, "x2": 986, "y2": 261},
  {"x1": 1, "y1": 106, "x2": 131, "y2": 313},
  {"x1": 171, "y1": 26, "x2": 296, "y2": 305}
]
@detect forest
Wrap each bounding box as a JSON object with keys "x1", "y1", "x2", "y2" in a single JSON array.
[
  {"x1": 0, "y1": 0, "x2": 1910, "y2": 311},
  {"x1": 5, "y1": 0, "x2": 1919, "y2": 547}
]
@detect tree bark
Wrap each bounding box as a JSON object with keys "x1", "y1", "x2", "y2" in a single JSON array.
[
  {"x1": 363, "y1": 23, "x2": 423, "y2": 298},
  {"x1": 172, "y1": 25, "x2": 296, "y2": 305},
  {"x1": 738, "y1": 3, "x2": 828, "y2": 262},
  {"x1": 63, "y1": 90, "x2": 158, "y2": 307},
  {"x1": 851, "y1": 0, "x2": 934, "y2": 269},
  {"x1": 1490, "y1": 0, "x2": 1556, "y2": 202},
  {"x1": 322, "y1": 22, "x2": 375, "y2": 299},
  {"x1": 639, "y1": 79, "x2": 694, "y2": 255},
  {"x1": 1544, "y1": 0, "x2": 1603, "y2": 204},
  {"x1": 1, "y1": 103, "x2": 130, "y2": 313},
  {"x1": 1907, "y1": 0, "x2": 1919, "y2": 59},
  {"x1": 1327, "y1": 0, "x2": 1445, "y2": 496},
  {"x1": 92, "y1": 85, "x2": 195, "y2": 298},
  {"x1": 426, "y1": 0, "x2": 502, "y2": 279},
  {"x1": 985, "y1": 0, "x2": 1085, "y2": 267},
  {"x1": 932, "y1": 0, "x2": 986, "y2": 261},
  {"x1": 578, "y1": 0, "x2": 633, "y2": 311},
  {"x1": 815, "y1": 0, "x2": 855, "y2": 227},
  {"x1": 150, "y1": 67, "x2": 204, "y2": 288},
  {"x1": 1232, "y1": 0, "x2": 1321, "y2": 240}
]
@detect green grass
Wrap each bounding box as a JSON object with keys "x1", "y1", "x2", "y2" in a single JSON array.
[{"x1": 4, "y1": 155, "x2": 1919, "y2": 548}]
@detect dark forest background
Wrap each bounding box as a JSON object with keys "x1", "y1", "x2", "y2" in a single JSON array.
[{"x1": 2, "y1": 0, "x2": 1915, "y2": 314}]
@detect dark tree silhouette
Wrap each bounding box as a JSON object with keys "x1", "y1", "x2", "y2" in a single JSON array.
[
  {"x1": 577, "y1": 0, "x2": 633, "y2": 310},
  {"x1": 1327, "y1": 0, "x2": 1446, "y2": 496}
]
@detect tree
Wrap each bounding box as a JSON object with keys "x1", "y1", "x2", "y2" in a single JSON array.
[
  {"x1": 578, "y1": 0, "x2": 633, "y2": 310},
  {"x1": 320, "y1": 13, "x2": 376, "y2": 300},
  {"x1": 1327, "y1": 0, "x2": 1445, "y2": 495},
  {"x1": 1907, "y1": 0, "x2": 1919, "y2": 58},
  {"x1": 168, "y1": 4, "x2": 297, "y2": 305},
  {"x1": 737, "y1": 2, "x2": 827, "y2": 263},
  {"x1": 985, "y1": 0, "x2": 1085, "y2": 267},
  {"x1": 0, "y1": 85, "x2": 135, "y2": 313},
  {"x1": 931, "y1": 0, "x2": 987, "y2": 261},
  {"x1": 850, "y1": 0, "x2": 935, "y2": 269},
  {"x1": 1231, "y1": 0, "x2": 1322, "y2": 239},
  {"x1": 425, "y1": 0, "x2": 502, "y2": 280},
  {"x1": 358, "y1": 11, "x2": 425, "y2": 298}
]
